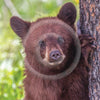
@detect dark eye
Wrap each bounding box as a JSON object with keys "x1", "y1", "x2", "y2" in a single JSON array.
[
  {"x1": 39, "y1": 40, "x2": 46, "y2": 48},
  {"x1": 58, "y1": 37, "x2": 64, "y2": 44}
]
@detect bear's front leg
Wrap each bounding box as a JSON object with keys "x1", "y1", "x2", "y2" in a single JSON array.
[
  {"x1": 77, "y1": 20, "x2": 96, "y2": 68},
  {"x1": 79, "y1": 34, "x2": 96, "y2": 69}
]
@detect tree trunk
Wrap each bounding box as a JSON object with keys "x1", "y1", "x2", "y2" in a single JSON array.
[{"x1": 79, "y1": 0, "x2": 100, "y2": 100}]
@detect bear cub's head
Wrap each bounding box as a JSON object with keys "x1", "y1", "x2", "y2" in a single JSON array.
[{"x1": 10, "y1": 3, "x2": 78, "y2": 74}]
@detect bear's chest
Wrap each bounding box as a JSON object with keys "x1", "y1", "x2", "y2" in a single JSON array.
[
  {"x1": 24, "y1": 77, "x2": 66, "y2": 100},
  {"x1": 24, "y1": 61, "x2": 89, "y2": 100},
  {"x1": 24, "y1": 72, "x2": 88, "y2": 100}
]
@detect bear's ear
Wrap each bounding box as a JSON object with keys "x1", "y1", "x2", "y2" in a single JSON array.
[
  {"x1": 57, "y1": 2, "x2": 76, "y2": 26},
  {"x1": 10, "y1": 16, "x2": 31, "y2": 39}
]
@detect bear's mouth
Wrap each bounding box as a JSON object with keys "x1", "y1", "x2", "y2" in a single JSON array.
[{"x1": 43, "y1": 54, "x2": 65, "y2": 67}]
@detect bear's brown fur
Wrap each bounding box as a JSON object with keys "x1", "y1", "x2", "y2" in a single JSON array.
[{"x1": 10, "y1": 2, "x2": 95, "y2": 100}]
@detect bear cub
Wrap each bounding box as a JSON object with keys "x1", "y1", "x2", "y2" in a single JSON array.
[{"x1": 10, "y1": 2, "x2": 95, "y2": 100}]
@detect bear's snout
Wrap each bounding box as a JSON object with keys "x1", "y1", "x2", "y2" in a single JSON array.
[{"x1": 49, "y1": 50, "x2": 61, "y2": 61}]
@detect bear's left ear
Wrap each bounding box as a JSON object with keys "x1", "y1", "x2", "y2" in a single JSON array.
[
  {"x1": 10, "y1": 16, "x2": 31, "y2": 39},
  {"x1": 57, "y1": 2, "x2": 76, "y2": 26}
]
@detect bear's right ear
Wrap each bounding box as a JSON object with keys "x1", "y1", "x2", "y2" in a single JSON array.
[
  {"x1": 10, "y1": 16, "x2": 31, "y2": 39},
  {"x1": 57, "y1": 2, "x2": 76, "y2": 26}
]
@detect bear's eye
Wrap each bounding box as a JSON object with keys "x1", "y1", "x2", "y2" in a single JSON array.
[
  {"x1": 58, "y1": 37, "x2": 64, "y2": 44},
  {"x1": 39, "y1": 40, "x2": 46, "y2": 48}
]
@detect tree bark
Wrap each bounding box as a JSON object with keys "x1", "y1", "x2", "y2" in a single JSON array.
[{"x1": 79, "y1": 0, "x2": 100, "y2": 100}]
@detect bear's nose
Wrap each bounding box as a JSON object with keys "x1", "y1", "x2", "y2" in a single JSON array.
[{"x1": 50, "y1": 50, "x2": 61, "y2": 61}]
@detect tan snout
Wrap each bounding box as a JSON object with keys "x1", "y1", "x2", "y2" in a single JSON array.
[{"x1": 42, "y1": 45, "x2": 65, "y2": 67}]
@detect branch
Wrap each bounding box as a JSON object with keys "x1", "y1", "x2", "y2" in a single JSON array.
[
  {"x1": 4, "y1": 0, "x2": 21, "y2": 17},
  {"x1": 56, "y1": 0, "x2": 63, "y2": 6}
]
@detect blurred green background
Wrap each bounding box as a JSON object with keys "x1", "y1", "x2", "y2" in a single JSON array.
[{"x1": 0, "y1": 0, "x2": 79, "y2": 100}]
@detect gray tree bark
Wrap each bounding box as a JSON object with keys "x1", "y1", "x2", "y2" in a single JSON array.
[{"x1": 79, "y1": 0, "x2": 100, "y2": 100}]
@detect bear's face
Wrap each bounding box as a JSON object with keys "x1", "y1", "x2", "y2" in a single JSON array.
[
  {"x1": 10, "y1": 3, "x2": 77, "y2": 73},
  {"x1": 24, "y1": 18, "x2": 75, "y2": 68},
  {"x1": 35, "y1": 32, "x2": 66, "y2": 67}
]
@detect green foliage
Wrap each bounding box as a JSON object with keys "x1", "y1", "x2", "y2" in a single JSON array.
[{"x1": 0, "y1": 0, "x2": 79, "y2": 100}]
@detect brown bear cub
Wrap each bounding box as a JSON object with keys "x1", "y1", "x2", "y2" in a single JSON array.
[{"x1": 10, "y1": 2, "x2": 95, "y2": 100}]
